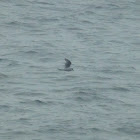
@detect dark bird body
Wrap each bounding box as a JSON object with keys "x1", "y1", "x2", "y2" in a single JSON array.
[{"x1": 65, "y1": 58, "x2": 71, "y2": 68}]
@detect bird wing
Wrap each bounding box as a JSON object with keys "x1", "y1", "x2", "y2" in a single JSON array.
[{"x1": 65, "y1": 58, "x2": 71, "y2": 68}]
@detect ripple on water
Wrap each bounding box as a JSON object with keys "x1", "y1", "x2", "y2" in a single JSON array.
[
  {"x1": 72, "y1": 90, "x2": 103, "y2": 103},
  {"x1": 15, "y1": 92, "x2": 46, "y2": 97},
  {"x1": 8, "y1": 60, "x2": 20, "y2": 67},
  {"x1": 116, "y1": 121, "x2": 140, "y2": 135},
  {"x1": 111, "y1": 86, "x2": 130, "y2": 92},
  {"x1": 0, "y1": 105, "x2": 10, "y2": 112},
  {"x1": 24, "y1": 50, "x2": 38, "y2": 54},
  {"x1": 20, "y1": 99, "x2": 47, "y2": 106},
  {"x1": 34, "y1": 99, "x2": 46, "y2": 105},
  {"x1": 19, "y1": 98, "x2": 63, "y2": 107},
  {"x1": 34, "y1": 1, "x2": 54, "y2": 6},
  {"x1": 0, "y1": 73, "x2": 8, "y2": 79}
]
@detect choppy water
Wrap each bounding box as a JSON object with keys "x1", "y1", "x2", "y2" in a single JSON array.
[{"x1": 0, "y1": 0, "x2": 140, "y2": 140}]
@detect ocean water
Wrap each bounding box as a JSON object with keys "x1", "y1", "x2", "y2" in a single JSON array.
[{"x1": 0, "y1": 0, "x2": 140, "y2": 140}]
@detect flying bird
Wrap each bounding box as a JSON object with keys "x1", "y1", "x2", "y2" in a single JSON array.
[{"x1": 58, "y1": 58, "x2": 74, "y2": 71}]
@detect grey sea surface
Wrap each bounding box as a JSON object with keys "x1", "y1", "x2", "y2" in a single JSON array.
[{"x1": 0, "y1": 0, "x2": 140, "y2": 140}]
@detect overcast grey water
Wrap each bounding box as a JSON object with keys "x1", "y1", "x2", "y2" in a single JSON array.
[{"x1": 0, "y1": 0, "x2": 140, "y2": 140}]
